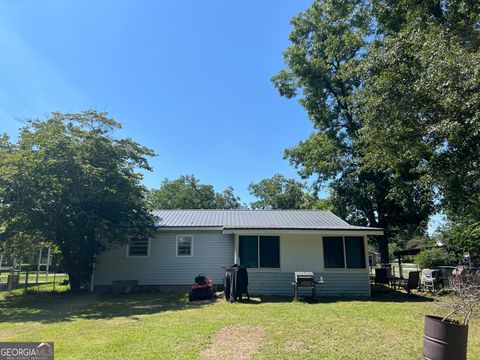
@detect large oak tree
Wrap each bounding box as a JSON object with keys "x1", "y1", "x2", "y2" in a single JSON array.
[
  {"x1": 360, "y1": 0, "x2": 480, "y2": 263},
  {"x1": 273, "y1": 0, "x2": 437, "y2": 262}
]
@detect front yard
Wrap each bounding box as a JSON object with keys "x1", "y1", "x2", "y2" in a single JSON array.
[{"x1": 1, "y1": 286, "x2": 479, "y2": 359}]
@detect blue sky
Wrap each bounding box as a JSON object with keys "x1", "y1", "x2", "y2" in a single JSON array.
[
  {"x1": 0, "y1": 0, "x2": 314, "y2": 204},
  {"x1": 0, "y1": 1, "x2": 442, "y2": 232}
]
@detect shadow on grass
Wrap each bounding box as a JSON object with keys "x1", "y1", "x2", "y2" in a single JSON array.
[
  {"x1": 0, "y1": 291, "x2": 217, "y2": 324},
  {"x1": 238, "y1": 285, "x2": 434, "y2": 305},
  {"x1": 0, "y1": 285, "x2": 433, "y2": 324}
]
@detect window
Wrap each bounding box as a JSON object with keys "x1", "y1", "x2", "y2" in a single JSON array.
[
  {"x1": 239, "y1": 235, "x2": 280, "y2": 268},
  {"x1": 176, "y1": 235, "x2": 193, "y2": 257},
  {"x1": 345, "y1": 236, "x2": 366, "y2": 268},
  {"x1": 259, "y1": 236, "x2": 280, "y2": 268},
  {"x1": 239, "y1": 236, "x2": 258, "y2": 268},
  {"x1": 323, "y1": 237, "x2": 345, "y2": 268},
  {"x1": 127, "y1": 238, "x2": 149, "y2": 257},
  {"x1": 323, "y1": 236, "x2": 367, "y2": 269}
]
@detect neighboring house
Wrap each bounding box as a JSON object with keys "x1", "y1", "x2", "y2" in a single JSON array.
[
  {"x1": 368, "y1": 251, "x2": 380, "y2": 267},
  {"x1": 94, "y1": 210, "x2": 383, "y2": 296}
]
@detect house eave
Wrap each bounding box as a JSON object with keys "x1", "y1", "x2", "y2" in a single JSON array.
[
  {"x1": 154, "y1": 225, "x2": 384, "y2": 236},
  {"x1": 156, "y1": 226, "x2": 224, "y2": 232},
  {"x1": 222, "y1": 228, "x2": 384, "y2": 236}
]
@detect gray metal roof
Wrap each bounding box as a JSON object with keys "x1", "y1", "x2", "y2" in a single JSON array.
[{"x1": 152, "y1": 209, "x2": 382, "y2": 232}]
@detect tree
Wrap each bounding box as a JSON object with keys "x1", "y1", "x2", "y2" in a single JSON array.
[
  {"x1": 437, "y1": 215, "x2": 480, "y2": 267},
  {"x1": 357, "y1": 1, "x2": 480, "y2": 261},
  {"x1": 0, "y1": 111, "x2": 155, "y2": 292},
  {"x1": 215, "y1": 186, "x2": 243, "y2": 210},
  {"x1": 148, "y1": 175, "x2": 242, "y2": 209},
  {"x1": 415, "y1": 247, "x2": 456, "y2": 269},
  {"x1": 248, "y1": 174, "x2": 306, "y2": 209},
  {"x1": 272, "y1": 0, "x2": 435, "y2": 262}
]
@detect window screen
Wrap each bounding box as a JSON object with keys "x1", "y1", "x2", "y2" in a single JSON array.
[
  {"x1": 345, "y1": 236, "x2": 366, "y2": 268},
  {"x1": 323, "y1": 237, "x2": 345, "y2": 268},
  {"x1": 128, "y1": 238, "x2": 149, "y2": 256},
  {"x1": 239, "y1": 236, "x2": 258, "y2": 268},
  {"x1": 177, "y1": 235, "x2": 193, "y2": 256},
  {"x1": 259, "y1": 236, "x2": 280, "y2": 268}
]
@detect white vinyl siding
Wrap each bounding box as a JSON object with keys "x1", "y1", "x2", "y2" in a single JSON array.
[
  {"x1": 96, "y1": 231, "x2": 233, "y2": 285},
  {"x1": 248, "y1": 271, "x2": 370, "y2": 296}
]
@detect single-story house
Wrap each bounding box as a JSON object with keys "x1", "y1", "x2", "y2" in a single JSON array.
[{"x1": 93, "y1": 209, "x2": 383, "y2": 296}]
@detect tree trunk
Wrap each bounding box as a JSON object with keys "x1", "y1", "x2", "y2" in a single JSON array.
[
  {"x1": 62, "y1": 250, "x2": 89, "y2": 293},
  {"x1": 67, "y1": 270, "x2": 83, "y2": 293},
  {"x1": 378, "y1": 234, "x2": 389, "y2": 264}
]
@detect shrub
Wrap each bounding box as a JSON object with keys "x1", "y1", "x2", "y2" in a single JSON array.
[{"x1": 415, "y1": 247, "x2": 457, "y2": 269}]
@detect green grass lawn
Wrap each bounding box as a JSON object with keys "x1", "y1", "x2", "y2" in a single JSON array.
[{"x1": 1, "y1": 285, "x2": 479, "y2": 359}]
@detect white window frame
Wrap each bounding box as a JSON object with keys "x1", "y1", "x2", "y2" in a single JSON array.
[
  {"x1": 176, "y1": 235, "x2": 194, "y2": 257},
  {"x1": 126, "y1": 238, "x2": 150, "y2": 258}
]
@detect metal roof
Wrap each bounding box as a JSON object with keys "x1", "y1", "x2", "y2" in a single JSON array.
[{"x1": 151, "y1": 209, "x2": 382, "y2": 232}]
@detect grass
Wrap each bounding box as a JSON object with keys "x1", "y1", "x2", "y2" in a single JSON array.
[{"x1": 0, "y1": 286, "x2": 479, "y2": 359}]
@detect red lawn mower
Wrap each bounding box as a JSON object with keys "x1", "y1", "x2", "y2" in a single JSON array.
[{"x1": 188, "y1": 274, "x2": 215, "y2": 301}]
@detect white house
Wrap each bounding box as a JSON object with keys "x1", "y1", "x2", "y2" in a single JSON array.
[{"x1": 93, "y1": 209, "x2": 383, "y2": 296}]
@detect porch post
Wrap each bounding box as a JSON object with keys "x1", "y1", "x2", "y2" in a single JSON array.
[
  {"x1": 36, "y1": 247, "x2": 42, "y2": 285},
  {"x1": 45, "y1": 245, "x2": 51, "y2": 282},
  {"x1": 363, "y1": 235, "x2": 369, "y2": 270},
  {"x1": 365, "y1": 235, "x2": 372, "y2": 297},
  {"x1": 398, "y1": 254, "x2": 403, "y2": 279},
  {"x1": 233, "y1": 234, "x2": 238, "y2": 265}
]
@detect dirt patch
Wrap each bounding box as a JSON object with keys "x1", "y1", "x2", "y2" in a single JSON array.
[
  {"x1": 198, "y1": 325, "x2": 266, "y2": 360},
  {"x1": 284, "y1": 339, "x2": 316, "y2": 353}
]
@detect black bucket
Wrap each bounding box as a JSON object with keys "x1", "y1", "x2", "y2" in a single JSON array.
[{"x1": 423, "y1": 315, "x2": 468, "y2": 360}]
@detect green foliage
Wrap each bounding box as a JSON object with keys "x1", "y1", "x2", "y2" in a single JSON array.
[
  {"x1": 248, "y1": 174, "x2": 331, "y2": 210},
  {"x1": 0, "y1": 110, "x2": 155, "y2": 291},
  {"x1": 302, "y1": 193, "x2": 333, "y2": 210},
  {"x1": 415, "y1": 248, "x2": 457, "y2": 269},
  {"x1": 359, "y1": 7, "x2": 480, "y2": 223},
  {"x1": 214, "y1": 186, "x2": 243, "y2": 210},
  {"x1": 273, "y1": 0, "x2": 439, "y2": 261},
  {"x1": 438, "y1": 214, "x2": 480, "y2": 266},
  {"x1": 406, "y1": 237, "x2": 428, "y2": 250},
  {"x1": 248, "y1": 174, "x2": 306, "y2": 209},
  {"x1": 147, "y1": 175, "x2": 242, "y2": 209}
]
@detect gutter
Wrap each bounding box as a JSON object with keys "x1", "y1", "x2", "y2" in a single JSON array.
[
  {"x1": 154, "y1": 225, "x2": 384, "y2": 236},
  {"x1": 222, "y1": 228, "x2": 384, "y2": 236}
]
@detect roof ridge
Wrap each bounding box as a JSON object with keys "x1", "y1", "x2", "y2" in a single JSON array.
[{"x1": 152, "y1": 209, "x2": 331, "y2": 212}]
